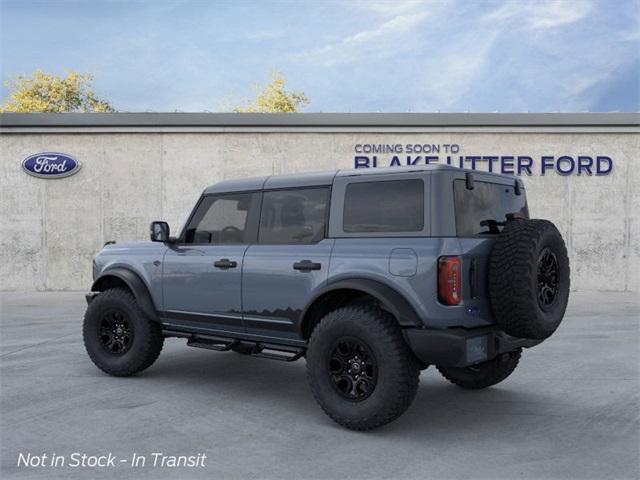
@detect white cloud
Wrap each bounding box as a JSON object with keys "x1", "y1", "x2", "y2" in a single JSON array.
[
  {"x1": 620, "y1": 29, "x2": 640, "y2": 42},
  {"x1": 529, "y1": 0, "x2": 593, "y2": 29},
  {"x1": 301, "y1": 11, "x2": 429, "y2": 66},
  {"x1": 351, "y1": 0, "x2": 430, "y2": 15},
  {"x1": 484, "y1": 1, "x2": 525, "y2": 22},
  {"x1": 477, "y1": 0, "x2": 635, "y2": 111},
  {"x1": 418, "y1": 30, "x2": 499, "y2": 109},
  {"x1": 485, "y1": 0, "x2": 593, "y2": 30},
  {"x1": 569, "y1": 72, "x2": 611, "y2": 97}
]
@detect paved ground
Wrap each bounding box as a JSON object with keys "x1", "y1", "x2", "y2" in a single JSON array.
[{"x1": 1, "y1": 291, "x2": 638, "y2": 480}]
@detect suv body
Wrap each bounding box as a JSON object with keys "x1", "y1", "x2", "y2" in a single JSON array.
[
  {"x1": 91, "y1": 165, "x2": 532, "y2": 366},
  {"x1": 86, "y1": 165, "x2": 568, "y2": 429}
]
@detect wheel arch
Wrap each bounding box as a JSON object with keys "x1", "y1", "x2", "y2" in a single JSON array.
[
  {"x1": 300, "y1": 279, "x2": 422, "y2": 339},
  {"x1": 91, "y1": 268, "x2": 159, "y2": 322}
]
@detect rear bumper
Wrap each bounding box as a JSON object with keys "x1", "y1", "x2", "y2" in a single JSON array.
[{"x1": 403, "y1": 326, "x2": 542, "y2": 368}]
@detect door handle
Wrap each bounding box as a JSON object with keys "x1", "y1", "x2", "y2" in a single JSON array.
[
  {"x1": 214, "y1": 258, "x2": 237, "y2": 269},
  {"x1": 293, "y1": 260, "x2": 321, "y2": 271}
]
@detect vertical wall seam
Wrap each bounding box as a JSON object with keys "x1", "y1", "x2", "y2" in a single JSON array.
[
  {"x1": 160, "y1": 133, "x2": 164, "y2": 219},
  {"x1": 41, "y1": 134, "x2": 48, "y2": 290},
  {"x1": 623, "y1": 139, "x2": 632, "y2": 292},
  {"x1": 566, "y1": 166, "x2": 573, "y2": 291},
  {"x1": 100, "y1": 134, "x2": 105, "y2": 246}
]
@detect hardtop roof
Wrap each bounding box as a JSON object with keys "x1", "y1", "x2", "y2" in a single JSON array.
[{"x1": 203, "y1": 164, "x2": 513, "y2": 194}]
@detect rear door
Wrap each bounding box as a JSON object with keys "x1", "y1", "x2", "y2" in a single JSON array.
[
  {"x1": 452, "y1": 178, "x2": 529, "y2": 320},
  {"x1": 161, "y1": 192, "x2": 260, "y2": 334},
  {"x1": 242, "y1": 187, "x2": 333, "y2": 341}
]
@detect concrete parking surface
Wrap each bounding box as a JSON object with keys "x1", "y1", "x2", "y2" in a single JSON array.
[{"x1": 1, "y1": 291, "x2": 638, "y2": 480}]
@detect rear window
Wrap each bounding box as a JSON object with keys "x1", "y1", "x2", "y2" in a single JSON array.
[
  {"x1": 454, "y1": 180, "x2": 529, "y2": 236},
  {"x1": 343, "y1": 179, "x2": 424, "y2": 233}
]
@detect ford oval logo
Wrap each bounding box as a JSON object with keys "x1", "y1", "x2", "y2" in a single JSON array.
[{"x1": 22, "y1": 152, "x2": 81, "y2": 179}]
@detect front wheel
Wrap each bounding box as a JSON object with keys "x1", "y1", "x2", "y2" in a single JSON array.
[
  {"x1": 83, "y1": 288, "x2": 164, "y2": 376},
  {"x1": 306, "y1": 306, "x2": 420, "y2": 430},
  {"x1": 436, "y1": 349, "x2": 522, "y2": 390}
]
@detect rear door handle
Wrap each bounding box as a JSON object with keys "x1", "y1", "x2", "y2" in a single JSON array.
[
  {"x1": 214, "y1": 258, "x2": 237, "y2": 269},
  {"x1": 293, "y1": 260, "x2": 321, "y2": 271}
]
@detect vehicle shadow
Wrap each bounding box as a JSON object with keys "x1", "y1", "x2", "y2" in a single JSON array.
[{"x1": 128, "y1": 341, "x2": 569, "y2": 437}]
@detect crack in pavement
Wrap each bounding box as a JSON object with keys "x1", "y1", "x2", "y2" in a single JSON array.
[{"x1": 0, "y1": 333, "x2": 77, "y2": 358}]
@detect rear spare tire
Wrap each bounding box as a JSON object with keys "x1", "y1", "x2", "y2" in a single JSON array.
[
  {"x1": 489, "y1": 219, "x2": 570, "y2": 340},
  {"x1": 437, "y1": 349, "x2": 522, "y2": 389}
]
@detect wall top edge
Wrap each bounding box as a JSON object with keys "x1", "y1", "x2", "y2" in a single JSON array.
[
  {"x1": 1, "y1": 112, "x2": 639, "y2": 129},
  {"x1": 1, "y1": 126, "x2": 638, "y2": 134}
]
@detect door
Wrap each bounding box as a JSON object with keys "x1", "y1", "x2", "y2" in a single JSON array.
[
  {"x1": 161, "y1": 192, "x2": 260, "y2": 334},
  {"x1": 242, "y1": 187, "x2": 333, "y2": 341}
]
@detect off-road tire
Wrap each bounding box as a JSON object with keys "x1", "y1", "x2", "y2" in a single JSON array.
[
  {"x1": 489, "y1": 219, "x2": 570, "y2": 340},
  {"x1": 83, "y1": 288, "x2": 164, "y2": 376},
  {"x1": 437, "y1": 349, "x2": 522, "y2": 389},
  {"x1": 306, "y1": 306, "x2": 420, "y2": 431}
]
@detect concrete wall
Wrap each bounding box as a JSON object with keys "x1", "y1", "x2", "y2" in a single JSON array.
[{"x1": 1, "y1": 129, "x2": 638, "y2": 291}]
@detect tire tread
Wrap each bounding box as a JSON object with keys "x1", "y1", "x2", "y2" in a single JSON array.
[
  {"x1": 437, "y1": 349, "x2": 522, "y2": 389},
  {"x1": 83, "y1": 288, "x2": 164, "y2": 377},
  {"x1": 306, "y1": 305, "x2": 420, "y2": 431},
  {"x1": 489, "y1": 219, "x2": 569, "y2": 339}
]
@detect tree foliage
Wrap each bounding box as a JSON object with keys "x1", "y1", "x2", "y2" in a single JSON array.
[
  {"x1": 1, "y1": 70, "x2": 115, "y2": 113},
  {"x1": 234, "y1": 72, "x2": 309, "y2": 113}
]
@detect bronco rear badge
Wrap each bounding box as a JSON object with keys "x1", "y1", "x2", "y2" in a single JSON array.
[{"x1": 22, "y1": 152, "x2": 81, "y2": 179}]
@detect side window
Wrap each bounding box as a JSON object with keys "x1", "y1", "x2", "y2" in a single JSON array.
[
  {"x1": 343, "y1": 179, "x2": 424, "y2": 233},
  {"x1": 259, "y1": 188, "x2": 329, "y2": 244},
  {"x1": 454, "y1": 180, "x2": 529, "y2": 236},
  {"x1": 184, "y1": 193, "x2": 257, "y2": 244}
]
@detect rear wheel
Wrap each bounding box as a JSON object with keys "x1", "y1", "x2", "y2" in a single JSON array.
[
  {"x1": 306, "y1": 306, "x2": 420, "y2": 430},
  {"x1": 437, "y1": 349, "x2": 521, "y2": 389},
  {"x1": 83, "y1": 288, "x2": 164, "y2": 376}
]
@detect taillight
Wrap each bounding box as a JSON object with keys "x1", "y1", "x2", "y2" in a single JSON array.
[{"x1": 438, "y1": 256, "x2": 462, "y2": 305}]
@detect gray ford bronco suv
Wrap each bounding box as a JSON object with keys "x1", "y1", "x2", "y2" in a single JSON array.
[{"x1": 84, "y1": 165, "x2": 570, "y2": 430}]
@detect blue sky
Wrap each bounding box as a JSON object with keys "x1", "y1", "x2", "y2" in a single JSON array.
[{"x1": 1, "y1": 0, "x2": 638, "y2": 112}]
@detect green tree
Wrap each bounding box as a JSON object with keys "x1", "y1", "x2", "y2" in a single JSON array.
[
  {"x1": 234, "y1": 72, "x2": 309, "y2": 113},
  {"x1": 1, "y1": 70, "x2": 115, "y2": 113}
]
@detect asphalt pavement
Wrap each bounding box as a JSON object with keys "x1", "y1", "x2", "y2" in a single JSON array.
[{"x1": 1, "y1": 291, "x2": 638, "y2": 480}]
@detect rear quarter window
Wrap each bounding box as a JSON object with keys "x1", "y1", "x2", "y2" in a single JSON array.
[
  {"x1": 258, "y1": 187, "x2": 329, "y2": 244},
  {"x1": 454, "y1": 179, "x2": 529, "y2": 236},
  {"x1": 343, "y1": 179, "x2": 424, "y2": 233}
]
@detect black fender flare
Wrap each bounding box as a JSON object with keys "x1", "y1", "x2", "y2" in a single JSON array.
[
  {"x1": 91, "y1": 268, "x2": 159, "y2": 322},
  {"x1": 301, "y1": 278, "x2": 422, "y2": 328}
]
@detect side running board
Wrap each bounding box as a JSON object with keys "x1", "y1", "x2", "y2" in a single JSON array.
[
  {"x1": 164, "y1": 330, "x2": 305, "y2": 362},
  {"x1": 252, "y1": 343, "x2": 305, "y2": 362},
  {"x1": 186, "y1": 334, "x2": 238, "y2": 352}
]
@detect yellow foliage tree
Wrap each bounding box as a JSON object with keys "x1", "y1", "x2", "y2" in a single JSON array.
[
  {"x1": 234, "y1": 72, "x2": 309, "y2": 113},
  {"x1": 1, "y1": 70, "x2": 115, "y2": 113}
]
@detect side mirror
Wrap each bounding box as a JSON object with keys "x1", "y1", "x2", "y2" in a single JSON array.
[{"x1": 150, "y1": 221, "x2": 170, "y2": 242}]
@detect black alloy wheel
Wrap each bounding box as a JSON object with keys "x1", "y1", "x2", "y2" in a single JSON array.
[
  {"x1": 99, "y1": 309, "x2": 134, "y2": 355},
  {"x1": 537, "y1": 247, "x2": 559, "y2": 309},
  {"x1": 328, "y1": 337, "x2": 378, "y2": 401}
]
